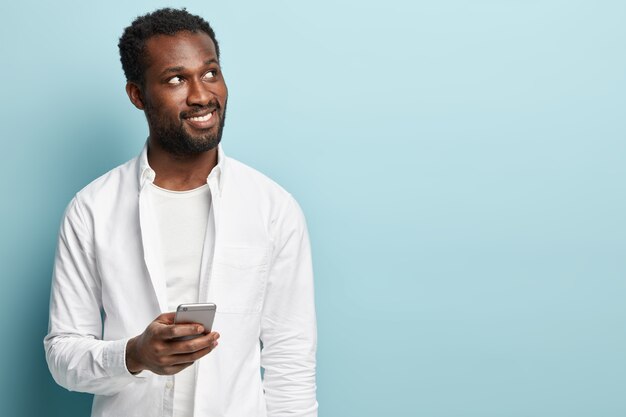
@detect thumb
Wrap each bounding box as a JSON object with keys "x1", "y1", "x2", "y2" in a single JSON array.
[{"x1": 155, "y1": 312, "x2": 176, "y2": 325}]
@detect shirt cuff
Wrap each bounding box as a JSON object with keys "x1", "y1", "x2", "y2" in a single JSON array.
[{"x1": 104, "y1": 337, "x2": 148, "y2": 379}]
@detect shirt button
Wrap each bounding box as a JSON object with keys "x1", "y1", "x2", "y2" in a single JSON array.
[{"x1": 166, "y1": 381, "x2": 173, "y2": 389}]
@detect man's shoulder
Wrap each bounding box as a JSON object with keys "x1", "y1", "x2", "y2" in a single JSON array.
[
  {"x1": 73, "y1": 156, "x2": 139, "y2": 205},
  {"x1": 223, "y1": 155, "x2": 307, "y2": 232},
  {"x1": 224, "y1": 155, "x2": 293, "y2": 201}
]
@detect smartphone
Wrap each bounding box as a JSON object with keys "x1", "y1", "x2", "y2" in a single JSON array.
[{"x1": 174, "y1": 303, "x2": 217, "y2": 340}]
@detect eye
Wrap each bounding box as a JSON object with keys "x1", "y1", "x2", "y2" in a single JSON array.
[
  {"x1": 167, "y1": 76, "x2": 183, "y2": 84},
  {"x1": 203, "y1": 70, "x2": 217, "y2": 80}
]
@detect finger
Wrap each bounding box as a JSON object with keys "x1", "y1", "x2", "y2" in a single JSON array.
[
  {"x1": 155, "y1": 312, "x2": 176, "y2": 325},
  {"x1": 162, "y1": 323, "x2": 205, "y2": 340},
  {"x1": 157, "y1": 362, "x2": 194, "y2": 376},
  {"x1": 170, "y1": 343, "x2": 218, "y2": 365},
  {"x1": 169, "y1": 332, "x2": 217, "y2": 353}
]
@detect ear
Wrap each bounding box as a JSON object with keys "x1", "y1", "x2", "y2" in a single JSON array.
[{"x1": 126, "y1": 82, "x2": 145, "y2": 110}]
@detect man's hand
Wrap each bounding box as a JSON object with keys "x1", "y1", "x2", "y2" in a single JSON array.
[{"x1": 125, "y1": 312, "x2": 220, "y2": 375}]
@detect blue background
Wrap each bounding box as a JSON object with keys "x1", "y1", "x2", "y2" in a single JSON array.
[{"x1": 1, "y1": 1, "x2": 625, "y2": 416}]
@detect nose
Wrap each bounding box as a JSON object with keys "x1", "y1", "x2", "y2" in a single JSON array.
[{"x1": 186, "y1": 78, "x2": 213, "y2": 106}]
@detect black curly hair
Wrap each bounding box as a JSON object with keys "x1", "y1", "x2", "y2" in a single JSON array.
[{"x1": 118, "y1": 8, "x2": 220, "y2": 86}]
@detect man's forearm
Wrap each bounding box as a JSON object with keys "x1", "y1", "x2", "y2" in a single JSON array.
[{"x1": 44, "y1": 334, "x2": 137, "y2": 395}]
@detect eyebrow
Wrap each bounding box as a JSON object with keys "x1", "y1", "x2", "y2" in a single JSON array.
[{"x1": 160, "y1": 59, "x2": 219, "y2": 77}]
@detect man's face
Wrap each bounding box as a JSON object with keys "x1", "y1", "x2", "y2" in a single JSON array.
[{"x1": 138, "y1": 31, "x2": 228, "y2": 156}]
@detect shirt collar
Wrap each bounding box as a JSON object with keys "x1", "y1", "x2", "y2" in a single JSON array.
[{"x1": 137, "y1": 141, "x2": 226, "y2": 194}]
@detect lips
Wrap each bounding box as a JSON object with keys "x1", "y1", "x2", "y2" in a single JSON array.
[
  {"x1": 189, "y1": 112, "x2": 212, "y2": 122},
  {"x1": 183, "y1": 110, "x2": 217, "y2": 130}
]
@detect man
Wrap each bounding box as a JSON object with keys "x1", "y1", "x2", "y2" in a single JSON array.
[{"x1": 44, "y1": 8, "x2": 318, "y2": 417}]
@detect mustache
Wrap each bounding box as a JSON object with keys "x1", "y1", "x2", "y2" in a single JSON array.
[{"x1": 180, "y1": 101, "x2": 221, "y2": 119}]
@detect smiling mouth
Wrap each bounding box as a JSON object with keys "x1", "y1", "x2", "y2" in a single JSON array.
[
  {"x1": 183, "y1": 110, "x2": 217, "y2": 129},
  {"x1": 187, "y1": 112, "x2": 213, "y2": 122}
]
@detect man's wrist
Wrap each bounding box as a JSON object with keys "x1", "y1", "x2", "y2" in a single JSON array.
[{"x1": 125, "y1": 336, "x2": 143, "y2": 374}]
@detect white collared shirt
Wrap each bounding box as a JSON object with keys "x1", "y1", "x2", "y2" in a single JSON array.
[{"x1": 44, "y1": 144, "x2": 318, "y2": 417}]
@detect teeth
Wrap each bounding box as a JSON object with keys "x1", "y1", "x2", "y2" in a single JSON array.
[{"x1": 189, "y1": 112, "x2": 213, "y2": 122}]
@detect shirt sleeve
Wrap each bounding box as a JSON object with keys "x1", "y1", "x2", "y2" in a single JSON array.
[
  {"x1": 261, "y1": 195, "x2": 318, "y2": 417},
  {"x1": 44, "y1": 196, "x2": 140, "y2": 395}
]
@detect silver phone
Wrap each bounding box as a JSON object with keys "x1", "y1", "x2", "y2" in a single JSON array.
[{"x1": 174, "y1": 303, "x2": 217, "y2": 338}]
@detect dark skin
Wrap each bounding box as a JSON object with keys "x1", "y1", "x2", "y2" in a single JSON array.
[
  {"x1": 126, "y1": 31, "x2": 228, "y2": 191},
  {"x1": 124, "y1": 31, "x2": 228, "y2": 374},
  {"x1": 127, "y1": 312, "x2": 218, "y2": 375}
]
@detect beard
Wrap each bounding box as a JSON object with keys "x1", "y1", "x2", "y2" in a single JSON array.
[{"x1": 145, "y1": 99, "x2": 227, "y2": 156}]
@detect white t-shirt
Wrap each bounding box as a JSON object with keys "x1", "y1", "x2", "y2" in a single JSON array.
[{"x1": 148, "y1": 182, "x2": 212, "y2": 417}]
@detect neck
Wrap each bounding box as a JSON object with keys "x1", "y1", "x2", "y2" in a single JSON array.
[{"x1": 147, "y1": 138, "x2": 218, "y2": 191}]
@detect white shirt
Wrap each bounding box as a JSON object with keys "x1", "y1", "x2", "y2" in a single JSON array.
[
  {"x1": 148, "y1": 182, "x2": 212, "y2": 417},
  {"x1": 44, "y1": 144, "x2": 318, "y2": 417},
  {"x1": 149, "y1": 182, "x2": 211, "y2": 312}
]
